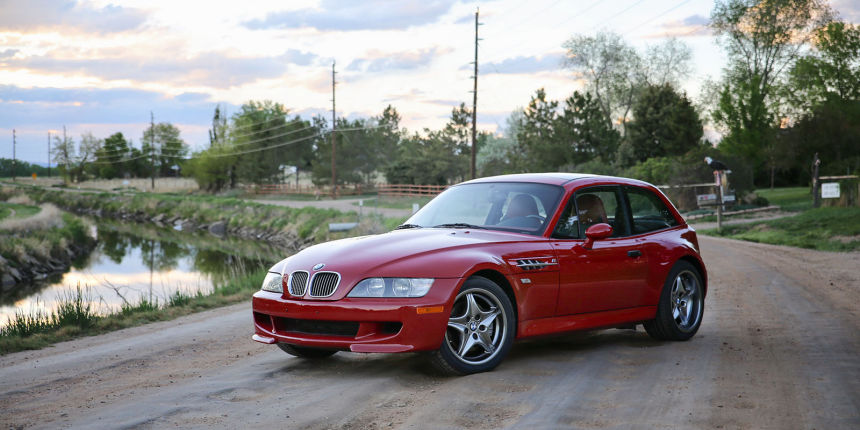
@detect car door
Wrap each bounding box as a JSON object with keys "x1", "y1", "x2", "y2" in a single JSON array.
[{"x1": 550, "y1": 185, "x2": 650, "y2": 316}]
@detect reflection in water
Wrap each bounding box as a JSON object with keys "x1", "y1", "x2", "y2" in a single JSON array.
[{"x1": 1, "y1": 220, "x2": 288, "y2": 326}]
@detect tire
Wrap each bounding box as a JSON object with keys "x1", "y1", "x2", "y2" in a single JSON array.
[
  {"x1": 277, "y1": 343, "x2": 337, "y2": 359},
  {"x1": 644, "y1": 260, "x2": 704, "y2": 341},
  {"x1": 430, "y1": 276, "x2": 516, "y2": 375}
]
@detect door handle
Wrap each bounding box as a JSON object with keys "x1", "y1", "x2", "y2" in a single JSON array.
[{"x1": 627, "y1": 250, "x2": 642, "y2": 258}]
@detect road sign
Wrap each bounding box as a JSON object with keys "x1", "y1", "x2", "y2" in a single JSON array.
[
  {"x1": 821, "y1": 183, "x2": 840, "y2": 199},
  {"x1": 697, "y1": 194, "x2": 717, "y2": 203}
]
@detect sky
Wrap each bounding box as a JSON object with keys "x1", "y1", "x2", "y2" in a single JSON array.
[{"x1": 1, "y1": 0, "x2": 858, "y2": 165}]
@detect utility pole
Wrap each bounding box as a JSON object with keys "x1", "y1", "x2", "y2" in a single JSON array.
[
  {"x1": 47, "y1": 132, "x2": 51, "y2": 178},
  {"x1": 331, "y1": 61, "x2": 337, "y2": 199},
  {"x1": 11, "y1": 129, "x2": 16, "y2": 182},
  {"x1": 150, "y1": 111, "x2": 155, "y2": 191},
  {"x1": 470, "y1": 8, "x2": 481, "y2": 180}
]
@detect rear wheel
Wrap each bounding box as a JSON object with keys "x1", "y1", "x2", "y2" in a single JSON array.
[
  {"x1": 644, "y1": 260, "x2": 704, "y2": 341},
  {"x1": 430, "y1": 277, "x2": 516, "y2": 375},
  {"x1": 277, "y1": 343, "x2": 337, "y2": 359}
]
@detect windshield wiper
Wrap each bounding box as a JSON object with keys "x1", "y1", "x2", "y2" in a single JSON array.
[
  {"x1": 433, "y1": 223, "x2": 485, "y2": 229},
  {"x1": 395, "y1": 223, "x2": 423, "y2": 230}
]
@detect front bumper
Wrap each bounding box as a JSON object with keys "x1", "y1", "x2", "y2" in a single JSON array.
[{"x1": 251, "y1": 278, "x2": 459, "y2": 353}]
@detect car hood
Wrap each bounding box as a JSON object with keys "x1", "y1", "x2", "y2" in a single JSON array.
[{"x1": 270, "y1": 228, "x2": 536, "y2": 279}]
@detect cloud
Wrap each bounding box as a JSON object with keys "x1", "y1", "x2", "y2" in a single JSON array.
[
  {"x1": 481, "y1": 53, "x2": 565, "y2": 75},
  {"x1": 0, "y1": 85, "x2": 235, "y2": 127},
  {"x1": 832, "y1": 0, "x2": 860, "y2": 22},
  {"x1": 5, "y1": 49, "x2": 319, "y2": 88},
  {"x1": 644, "y1": 14, "x2": 711, "y2": 38},
  {"x1": 0, "y1": 49, "x2": 19, "y2": 59},
  {"x1": 0, "y1": 0, "x2": 148, "y2": 33},
  {"x1": 244, "y1": 0, "x2": 459, "y2": 31},
  {"x1": 347, "y1": 48, "x2": 443, "y2": 73}
]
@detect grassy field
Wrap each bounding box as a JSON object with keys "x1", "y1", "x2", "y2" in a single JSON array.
[
  {"x1": 701, "y1": 207, "x2": 860, "y2": 251},
  {"x1": 0, "y1": 202, "x2": 41, "y2": 221},
  {"x1": 0, "y1": 268, "x2": 266, "y2": 354},
  {"x1": 755, "y1": 187, "x2": 813, "y2": 212}
]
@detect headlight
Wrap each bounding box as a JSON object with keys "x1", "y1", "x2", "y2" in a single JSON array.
[
  {"x1": 347, "y1": 278, "x2": 434, "y2": 298},
  {"x1": 261, "y1": 272, "x2": 284, "y2": 293}
]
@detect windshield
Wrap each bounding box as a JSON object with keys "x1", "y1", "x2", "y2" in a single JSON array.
[{"x1": 403, "y1": 182, "x2": 564, "y2": 235}]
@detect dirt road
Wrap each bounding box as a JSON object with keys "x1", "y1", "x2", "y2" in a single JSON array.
[{"x1": 1, "y1": 236, "x2": 858, "y2": 429}]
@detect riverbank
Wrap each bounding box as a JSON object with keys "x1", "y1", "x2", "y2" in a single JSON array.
[
  {"x1": 14, "y1": 187, "x2": 360, "y2": 251},
  {"x1": 0, "y1": 204, "x2": 96, "y2": 288}
]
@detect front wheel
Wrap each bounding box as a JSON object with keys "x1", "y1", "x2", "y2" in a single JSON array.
[
  {"x1": 430, "y1": 277, "x2": 516, "y2": 375},
  {"x1": 277, "y1": 343, "x2": 337, "y2": 359},
  {"x1": 644, "y1": 260, "x2": 704, "y2": 341}
]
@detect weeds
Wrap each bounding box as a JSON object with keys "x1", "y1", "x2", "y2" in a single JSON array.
[{"x1": 0, "y1": 268, "x2": 268, "y2": 355}]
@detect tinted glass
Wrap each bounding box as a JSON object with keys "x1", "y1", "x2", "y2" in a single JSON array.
[
  {"x1": 406, "y1": 182, "x2": 564, "y2": 235},
  {"x1": 625, "y1": 186, "x2": 679, "y2": 234},
  {"x1": 552, "y1": 186, "x2": 628, "y2": 239}
]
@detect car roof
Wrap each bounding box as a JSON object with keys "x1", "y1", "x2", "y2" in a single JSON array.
[{"x1": 461, "y1": 173, "x2": 654, "y2": 188}]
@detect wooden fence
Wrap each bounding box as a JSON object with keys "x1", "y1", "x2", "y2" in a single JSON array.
[{"x1": 377, "y1": 184, "x2": 448, "y2": 197}]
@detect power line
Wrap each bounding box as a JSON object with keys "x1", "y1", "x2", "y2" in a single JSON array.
[{"x1": 624, "y1": 0, "x2": 694, "y2": 36}]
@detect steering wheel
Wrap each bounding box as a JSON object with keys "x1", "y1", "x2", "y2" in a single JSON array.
[{"x1": 526, "y1": 214, "x2": 546, "y2": 224}]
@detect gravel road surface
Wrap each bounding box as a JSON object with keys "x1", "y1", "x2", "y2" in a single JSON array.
[{"x1": 1, "y1": 236, "x2": 858, "y2": 429}]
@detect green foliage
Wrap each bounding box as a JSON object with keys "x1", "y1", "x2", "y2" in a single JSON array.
[
  {"x1": 0, "y1": 158, "x2": 55, "y2": 178},
  {"x1": 627, "y1": 84, "x2": 703, "y2": 163},
  {"x1": 514, "y1": 89, "x2": 620, "y2": 172},
  {"x1": 786, "y1": 21, "x2": 860, "y2": 111},
  {"x1": 92, "y1": 132, "x2": 132, "y2": 179},
  {"x1": 709, "y1": 0, "x2": 833, "y2": 185},
  {"x1": 383, "y1": 104, "x2": 470, "y2": 185},
  {"x1": 141, "y1": 122, "x2": 188, "y2": 177},
  {"x1": 701, "y1": 207, "x2": 860, "y2": 251}
]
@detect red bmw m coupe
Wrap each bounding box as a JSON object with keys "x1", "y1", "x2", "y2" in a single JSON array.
[{"x1": 252, "y1": 173, "x2": 707, "y2": 375}]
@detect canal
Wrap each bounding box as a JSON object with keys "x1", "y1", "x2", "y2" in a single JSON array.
[{"x1": 0, "y1": 219, "x2": 285, "y2": 327}]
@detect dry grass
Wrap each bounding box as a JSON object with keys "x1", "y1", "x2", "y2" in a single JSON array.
[
  {"x1": 7, "y1": 194, "x2": 35, "y2": 205},
  {"x1": 0, "y1": 204, "x2": 62, "y2": 231},
  {"x1": 77, "y1": 177, "x2": 199, "y2": 193}
]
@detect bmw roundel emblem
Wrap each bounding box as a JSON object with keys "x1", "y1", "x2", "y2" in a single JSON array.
[{"x1": 312, "y1": 263, "x2": 326, "y2": 271}]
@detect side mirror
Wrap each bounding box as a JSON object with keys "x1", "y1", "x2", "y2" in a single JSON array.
[{"x1": 582, "y1": 223, "x2": 613, "y2": 250}]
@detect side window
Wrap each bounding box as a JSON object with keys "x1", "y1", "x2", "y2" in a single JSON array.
[
  {"x1": 552, "y1": 186, "x2": 628, "y2": 239},
  {"x1": 625, "y1": 186, "x2": 679, "y2": 234},
  {"x1": 552, "y1": 197, "x2": 580, "y2": 239}
]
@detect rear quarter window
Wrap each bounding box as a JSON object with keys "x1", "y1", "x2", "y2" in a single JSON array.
[{"x1": 625, "y1": 186, "x2": 679, "y2": 234}]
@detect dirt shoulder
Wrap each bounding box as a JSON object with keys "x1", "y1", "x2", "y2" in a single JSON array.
[{"x1": 1, "y1": 237, "x2": 858, "y2": 429}]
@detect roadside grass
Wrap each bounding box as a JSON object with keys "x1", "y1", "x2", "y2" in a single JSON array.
[
  {"x1": 700, "y1": 207, "x2": 860, "y2": 251},
  {"x1": 756, "y1": 187, "x2": 812, "y2": 212},
  {"x1": 0, "y1": 268, "x2": 266, "y2": 354}
]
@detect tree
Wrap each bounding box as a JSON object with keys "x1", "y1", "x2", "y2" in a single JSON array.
[
  {"x1": 710, "y1": 0, "x2": 833, "y2": 184},
  {"x1": 627, "y1": 84, "x2": 703, "y2": 162},
  {"x1": 557, "y1": 91, "x2": 621, "y2": 164},
  {"x1": 515, "y1": 89, "x2": 560, "y2": 172},
  {"x1": 562, "y1": 32, "x2": 693, "y2": 139},
  {"x1": 92, "y1": 132, "x2": 131, "y2": 179},
  {"x1": 786, "y1": 21, "x2": 860, "y2": 112},
  {"x1": 142, "y1": 123, "x2": 188, "y2": 177},
  {"x1": 562, "y1": 32, "x2": 640, "y2": 137}
]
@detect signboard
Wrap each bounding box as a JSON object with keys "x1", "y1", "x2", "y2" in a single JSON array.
[
  {"x1": 722, "y1": 194, "x2": 736, "y2": 203},
  {"x1": 697, "y1": 194, "x2": 717, "y2": 203},
  {"x1": 821, "y1": 182, "x2": 840, "y2": 199}
]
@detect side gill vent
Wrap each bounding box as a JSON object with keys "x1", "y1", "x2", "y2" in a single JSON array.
[{"x1": 516, "y1": 258, "x2": 558, "y2": 271}]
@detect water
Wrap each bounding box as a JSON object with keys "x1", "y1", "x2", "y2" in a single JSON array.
[{"x1": 0, "y1": 219, "x2": 285, "y2": 327}]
